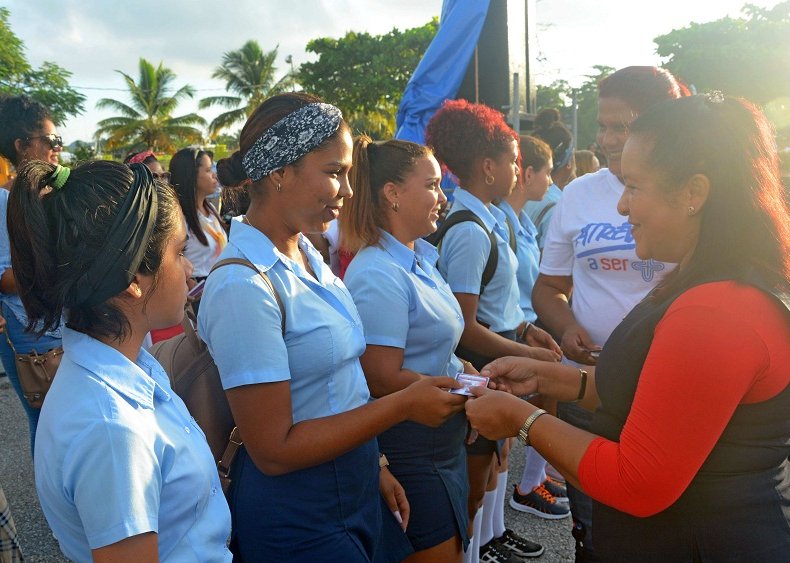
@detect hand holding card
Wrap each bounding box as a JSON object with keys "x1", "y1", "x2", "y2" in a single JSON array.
[{"x1": 450, "y1": 373, "x2": 490, "y2": 396}]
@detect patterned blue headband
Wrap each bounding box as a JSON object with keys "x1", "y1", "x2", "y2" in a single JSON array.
[{"x1": 242, "y1": 102, "x2": 343, "y2": 181}]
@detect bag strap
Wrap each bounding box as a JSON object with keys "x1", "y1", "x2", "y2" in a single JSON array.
[
  {"x1": 206, "y1": 257, "x2": 286, "y2": 489},
  {"x1": 533, "y1": 201, "x2": 557, "y2": 230},
  {"x1": 504, "y1": 214, "x2": 518, "y2": 253},
  {"x1": 433, "y1": 210, "x2": 499, "y2": 294},
  {"x1": 208, "y1": 257, "x2": 286, "y2": 335}
]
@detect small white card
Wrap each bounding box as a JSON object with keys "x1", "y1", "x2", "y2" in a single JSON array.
[{"x1": 450, "y1": 372, "x2": 490, "y2": 396}]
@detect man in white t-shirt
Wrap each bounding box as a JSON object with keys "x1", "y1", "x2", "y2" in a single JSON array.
[{"x1": 537, "y1": 167, "x2": 667, "y2": 352}]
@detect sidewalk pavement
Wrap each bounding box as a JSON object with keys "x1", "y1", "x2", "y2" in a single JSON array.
[{"x1": 0, "y1": 373, "x2": 573, "y2": 561}]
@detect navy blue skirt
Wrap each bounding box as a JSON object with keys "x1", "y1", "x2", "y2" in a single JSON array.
[{"x1": 230, "y1": 439, "x2": 410, "y2": 562}]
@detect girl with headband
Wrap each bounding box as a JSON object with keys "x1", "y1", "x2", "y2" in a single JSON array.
[
  {"x1": 201, "y1": 92, "x2": 466, "y2": 561},
  {"x1": 10, "y1": 161, "x2": 232, "y2": 561},
  {"x1": 0, "y1": 94, "x2": 64, "y2": 452}
]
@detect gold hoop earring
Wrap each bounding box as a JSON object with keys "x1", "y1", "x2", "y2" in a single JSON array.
[
  {"x1": 392, "y1": 201, "x2": 399, "y2": 212},
  {"x1": 277, "y1": 182, "x2": 282, "y2": 192},
  {"x1": 688, "y1": 206, "x2": 696, "y2": 216},
  {"x1": 485, "y1": 175, "x2": 495, "y2": 186}
]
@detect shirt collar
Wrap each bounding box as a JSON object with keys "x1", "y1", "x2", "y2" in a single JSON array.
[
  {"x1": 451, "y1": 188, "x2": 498, "y2": 232},
  {"x1": 495, "y1": 201, "x2": 528, "y2": 237},
  {"x1": 62, "y1": 327, "x2": 171, "y2": 409},
  {"x1": 228, "y1": 216, "x2": 329, "y2": 282},
  {"x1": 228, "y1": 217, "x2": 279, "y2": 272},
  {"x1": 377, "y1": 230, "x2": 416, "y2": 271}
]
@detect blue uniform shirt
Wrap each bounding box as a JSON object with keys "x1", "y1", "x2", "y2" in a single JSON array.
[
  {"x1": 345, "y1": 230, "x2": 464, "y2": 377},
  {"x1": 525, "y1": 184, "x2": 563, "y2": 249},
  {"x1": 34, "y1": 328, "x2": 231, "y2": 562},
  {"x1": 437, "y1": 188, "x2": 523, "y2": 332},
  {"x1": 198, "y1": 217, "x2": 370, "y2": 424},
  {"x1": 496, "y1": 201, "x2": 541, "y2": 324}
]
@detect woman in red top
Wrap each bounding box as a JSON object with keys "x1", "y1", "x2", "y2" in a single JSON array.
[{"x1": 465, "y1": 94, "x2": 790, "y2": 561}]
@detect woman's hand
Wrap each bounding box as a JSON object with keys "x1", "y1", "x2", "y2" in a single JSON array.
[
  {"x1": 560, "y1": 323, "x2": 600, "y2": 364},
  {"x1": 480, "y1": 356, "x2": 543, "y2": 396},
  {"x1": 379, "y1": 465, "x2": 409, "y2": 531},
  {"x1": 400, "y1": 377, "x2": 466, "y2": 427},
  {"x1": 464, "y1": 387, "x2": 528, "y2": 440},
  {"x1": 523, "y1": 324, "x2": 562, "y2": 357}
]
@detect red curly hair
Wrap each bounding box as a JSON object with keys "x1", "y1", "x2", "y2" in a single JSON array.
[{"x1": 425, "y1": 99, "x2": 518, "y2": 183}]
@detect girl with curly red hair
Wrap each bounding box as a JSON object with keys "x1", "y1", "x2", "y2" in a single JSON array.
[{"x1": 426, "y1": 100, "x2": 560, "y2": 563}]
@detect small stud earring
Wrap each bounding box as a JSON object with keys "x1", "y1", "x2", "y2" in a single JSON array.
[{"x1": 688, "y1": 206, "x2": 696, "y2": 216}]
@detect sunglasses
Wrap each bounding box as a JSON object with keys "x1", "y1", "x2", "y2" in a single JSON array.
[{"x1": 27, "y1": 134, "x2": 63, "y2": 150}]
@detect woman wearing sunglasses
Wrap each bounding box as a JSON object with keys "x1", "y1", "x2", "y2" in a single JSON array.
[{"x1": 0, "y1": 94, "x2": 64, "y2": 452}]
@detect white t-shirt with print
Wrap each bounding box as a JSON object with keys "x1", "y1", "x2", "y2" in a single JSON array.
[
  {"x1": 185, "y1": 207, "x2": 227, "y2": 278},
  {"x1": 539, "y1": 168, "x2": 670, "y2": 347}
]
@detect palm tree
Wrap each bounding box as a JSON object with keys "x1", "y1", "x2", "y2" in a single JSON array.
[
  {"x1": 199, "y1": 41, "x2": 291, "y2": 138},
  {"x1": 95, "y1": 58, "x2": 205, "y2": 152}
]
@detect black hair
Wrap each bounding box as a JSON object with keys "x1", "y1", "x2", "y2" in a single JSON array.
[
  {"x1": 0, "y1": 95, "x2": 54, "y2": 166},
  {"x1": 8, "y1": 160, "x2": 181, "y2": 339},
  {"x1": 169, "y1": 147, "x2": 216, "y2": 246},
  {"x1": 630, "y1": 95, "x2": 790, "y2": 296}
]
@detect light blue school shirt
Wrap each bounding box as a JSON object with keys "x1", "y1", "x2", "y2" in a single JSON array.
[
  {"x1": 345, "y1": 230, "x2": 464, "y2": 378},
  {"x1": 436, "y1": 188, "x2": 522, "y2": 333},
  {"x1": 0, "y1": 189, "x2": 61, "y2": 336},
  {"x1": 525, "y1": 184, "x2": 563, "y2": 249},
  {"x1": 496, "y1": 201, "x2": 540, "y2": 324},
  {"x1": 198, "y1": 217, "x2": 370, "y2": 424},
  {"x1": 34, "y1": 328, "x2": 231, "y2": 562}
]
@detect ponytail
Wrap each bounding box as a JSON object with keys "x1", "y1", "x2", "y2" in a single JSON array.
[
  {"x1": 340, "y1": 136, "x2": 434, "y2": 253},
  {"x1": 9, "y1": 159, "x2": 181, "y2": 339},
  {"x1": 8, "y1": 162, "x2": 62, "y2": 333},
  {"x1": 341, "y1": 135, "x2": 382, "y2": 253}
]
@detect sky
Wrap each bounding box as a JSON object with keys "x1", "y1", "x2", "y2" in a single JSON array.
[{"x1": 4, "y1": 0, "x2": 783, "y2": 143}]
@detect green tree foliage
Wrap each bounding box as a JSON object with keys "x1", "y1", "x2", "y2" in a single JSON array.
[
  {"x1": 298, "y1": 19, "x2": 438, "y2": 138},
  {"x1": 655, "y1": 1, "x2": 790, "y2": 104},
  {"x1": 95, "y1": 58, "x2": 205, "y2": 153},
  {"x1": 0, "y1": 8, "x2": 85, "y2": 123},
  {"x1": 199, "y1": 41, "x2": 291, "y2": 138},
  {"x1": 534, "y1": 66, "x2": 614, "y2": 150}
]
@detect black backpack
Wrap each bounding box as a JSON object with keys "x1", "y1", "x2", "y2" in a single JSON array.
[{"x1": 428, "y1": 209, "x2": 517, "y2": 294}]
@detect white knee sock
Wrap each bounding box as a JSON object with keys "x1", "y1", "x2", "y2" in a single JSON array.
[
  {"x1": 465, "y1": 508, "x2": 484, "y2": 563},
  {"x1": 519, "y1": 447, "x2": 548, "y2": 492},
  {"x1": 480, "y1": 489, "x2": 497, "y2": 547},
  {"x1": 493, "y1": 469, "x2": 508, "y2": 538}
]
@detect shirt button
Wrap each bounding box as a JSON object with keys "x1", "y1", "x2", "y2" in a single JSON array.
[{"x1": 211, "y1": 487, "x2": 217, "y2": 495}]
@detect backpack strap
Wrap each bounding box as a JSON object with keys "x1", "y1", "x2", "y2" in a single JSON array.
[
  {"x1": 504, "y1": 214, "x2": 518, "y2": 253},
  {"x1": 433, "y1": 210, "x2": 498, "y2": 294},
  {"x1": 533, "y1": 201, "x2": 557, "y2": 230},
  {"x1": 207, "y1": 257, "x2": 286, "y2": 491},
  {"x1": 209, "y1": 257, "x2": 285, "y2": 335}
]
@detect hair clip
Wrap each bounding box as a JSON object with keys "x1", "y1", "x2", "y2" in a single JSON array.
[
  {"x1": 49, "y1": 164, "x2": 70, "y2": 190},
  {"x1": 705, "y1": 91, "x2": 725, "y2": 104}
]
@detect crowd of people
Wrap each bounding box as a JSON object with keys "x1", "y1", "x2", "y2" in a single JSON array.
[{"x1": 0, "y1": 63, "x2": 788, "y2": 563}]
